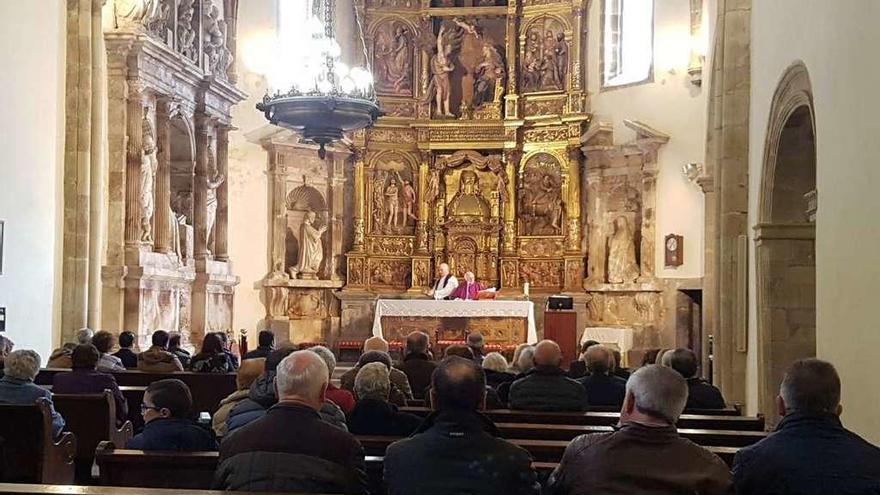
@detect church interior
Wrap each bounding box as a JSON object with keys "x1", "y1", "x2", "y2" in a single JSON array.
[{"x1": 1, "y1": 0, "x2": 879, "y2": 492}]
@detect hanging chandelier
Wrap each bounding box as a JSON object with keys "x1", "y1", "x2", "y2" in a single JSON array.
[{"x1": 256, "y1": 0, "x2": 380, "y2": 159}]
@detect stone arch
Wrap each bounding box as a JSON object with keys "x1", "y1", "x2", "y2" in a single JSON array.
[{"x1": 755, "y1": 61, "x2": 817, "y2": 424}]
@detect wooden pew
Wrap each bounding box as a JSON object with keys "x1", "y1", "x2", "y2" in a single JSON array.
[
  {"x1": 0, "y1": 400, "x2": 76, "y2": 484},
  {"x1": 494, "y1": 423, "x2": 766, "y2": 447},
  {"x1": 36, "y1": 369, "x2": 236, "y2": 418},
  {"x1": 400, "y1": 407, "x2": 765, "y2": 431},
  {"x1": 0, "y1": 483, "x2": 323, "y2": 495},
  {"x1": 52, "y1": 392, "x2": 134, "y2": 481}
]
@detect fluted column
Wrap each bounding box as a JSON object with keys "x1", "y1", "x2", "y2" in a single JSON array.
[
  {"x1": 193, "y1": 114, "x2": 211, "y2": 260},
  {"x1": 502, "y1": 150, "x2": 519, "y2": 255},
  {"x1": 124, "y1": 81, "x2": 145, "y2": 249},
  {"x1": 565, "y1": 146, "x2": 582, "y2": 253},
  {"x1": 154, "y1": 98, "x2": 172, "y2": 253},
  {"x1": 268, "y1": 148, "x2": 287, "y2": 271},
  {"x1": 415, "y1": 152, "x2": 430, "y2": 254},
  {"x1": 214, "y1": 125, "x2": 230, "y2": 261},
  {"x1": 351, "y1": 150, "x2": 366, "y2": 252}
]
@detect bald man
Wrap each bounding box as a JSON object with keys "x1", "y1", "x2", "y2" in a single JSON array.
[
  {"x1": 215, "y1": 351, "x2": 368, "y2": 493},
  {"x1": 508, "y1": 340, "x2": 589, "y2": 412},
  {"x1": 426, "y1": 263, "x2": 459, "y2": 300}
]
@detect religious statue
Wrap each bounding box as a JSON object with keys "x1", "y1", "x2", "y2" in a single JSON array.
[
  {"x1": 371, "y1": 171, "x2": 386, "y2": 232},
  {"x1": 519, "y1": 155, "x2": 563, "y2": 235},
  {"x1": 205, "y1": 144, "x2": 225, "y2": 254},
  {"x1": 607, "y1": 216, "x2": 640, "y2": 284},
  {"x1": 140, "y1": 109, "x2": 158, "y2": 243},
  {"x1": 384, "y1": 178, "x2": 400, "y2": 227},
  {"x1": 114, "y1": 0, "x2": 166, "y2": 29},
  {"x1": 293, "y1": 210, "x2": 327, "y2": 279},
  {"x1": 522, "y1": 23, "x2": 567, "y2": 92},
  {"x1": 473, "y1": 44, "x2": 505, "y2": 107},
  {"x1": 398, "y1": 172, "x2": 418, "y2": 224},
  {"x1": 375, "y1": 23, "x2": 412, "y2": 94},
  {"x1": 177, "y1": 0, "x2": 196, "y2": 60},
  {"x1": 171, "y1": 192, "x2": 193, "y2": 260},
  {"x1": 203, "y1": 2, "x2": 230, "y2": 77},
  {"x1": 555, "y1": 32, "x2": 569, "y2": 87},
  {"x1": 447, "y1": 170, "x2": 491, "y2": 218},
  {"x1": 427, "y1": 23, "x2": 460, "y2": 118},
  {"x1": 426, "y1": 168, "x2": 441, "y2": 203}
]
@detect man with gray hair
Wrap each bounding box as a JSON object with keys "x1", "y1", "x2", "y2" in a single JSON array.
[
  {"x1": 545, "y1": 365, "x2": 732, "y2": 494},
  {"x1": 576, "y1": 345, "x2": 626, "y2": 407},
  {"x1": 508, "y1": 340, "x2": 588, "y2": 411},
  {"x1": 309, "y1": 345, "x2": 355, "y2": 414},
  {"x1": 733, "y1": 359, "x2": 880, "y2": 493},
  {"x1": 348, "y1": 362, "x2": 422, "y2": 436},
  {"x1": 398, "y1": 331, "x2": 436, "y2": 399},
  {"x1": 215, "y1": 350, "x2": 367, "y2": 494},
  {"x1": 466, "y1": 331, "x2": 485, "y2": 364}
]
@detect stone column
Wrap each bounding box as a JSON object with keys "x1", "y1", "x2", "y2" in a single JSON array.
[
  {"x1": 214, "y1": 125, "x2": 230, "y2": 261},
  {"x1": 639, "y1": 164, "x2": 658, "y2": 280},
  {"x1": 415, "y1": 152, "x2": 430, "y2": 254},
  {"x1": 351, "y1": 150, "x2": 366, "y2": 252},
  {"x1": 193, "y1": 114, "x2": 211, "y2": 260},
  {"x1": 329, "y1": 151, "x2": 347, "y2": 280},
  {"x1": 124, "y1": 81, "x2": 145, "y2": 251},
  {"x1": 583, "y1": 152, "x2": 606, "y2": 284},
  {"x1": 153, "y1": 98, "x2": 173, "y2": 254},
  {"x1": 565, "y1": 146, "x2": 582, "y2": 253},
  {"x1": 267, "y1": 148, "x2": 287, "y2": 271}
]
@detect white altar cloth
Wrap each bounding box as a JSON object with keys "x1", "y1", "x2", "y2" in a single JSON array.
[
  {"x1": 372, "y1": 299, "x2": 537, "y2": 344},
  {"x1": 581, "y1": 326, "x2": 635, "y2": 367}
]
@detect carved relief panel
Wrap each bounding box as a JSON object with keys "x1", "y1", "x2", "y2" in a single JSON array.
[
  {"x1": 522, "y1": 16, "x2": 569, "y2": 93},
  {"x1": 368, "y1": 151, "x2": 419, "y2": 236},
  {"x1": 518, "y1": 152, "x2": 565, "y2": 237},
  {"x1": 373, "y1": 18, "x2": 415, "y2": 96}
]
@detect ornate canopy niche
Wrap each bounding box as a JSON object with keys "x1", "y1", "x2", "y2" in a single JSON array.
[
  {"x1": 255, "y1": 129, "x2": 350, "y2": 346},
  {"x1": 100, "y1": 0, "x2": 245, "y2": 349}
]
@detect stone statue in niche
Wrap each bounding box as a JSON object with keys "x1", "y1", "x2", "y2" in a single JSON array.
[
  {"x1": 607, "y1": 216, "x2": 640, "y2": 284},
  {"x1": 374, "y1": 22, "x2": 413, "y2": 95},
  {"x1": 140, "y1": 109, "x2": 158, "y2": 243},
  {"x1": 522, "y1": 18, "x2": 568, "y2": 92},
  {"x1": 114, "y1": 0, "x2": 166, "y2": 29},
  {"x1": 473, "y1": 44, "x2": 506, "y2": 107},
  {"x1": 171, "y1": 192, "x2": 193, "y2": 260},
  {"x1": 177, "y1": 0, "x2": 197, "y2": 60},
  {"x1": 518, "y1": 153, "x2": 563, "y2": 236},
  {"x1": 203, "y1": 1, "x2": 232, "y2": 78},
  {"x1": 205, "y1": 143, "x2": 225, "y2": 253},
  {"x1": 292, "y1": 210, "x2": 327, "y2": 280}
]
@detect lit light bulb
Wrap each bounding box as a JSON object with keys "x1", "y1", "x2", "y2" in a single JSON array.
[{"x1": 340, "y1": 76, "x2": 355, "y2": 94}]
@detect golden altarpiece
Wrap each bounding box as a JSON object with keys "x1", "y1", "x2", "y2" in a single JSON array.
[{"x1": 260, "y1": 0, "x2": 680, "y2": 352}]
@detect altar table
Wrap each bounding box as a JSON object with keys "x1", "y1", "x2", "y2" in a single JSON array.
[{"x1": 372, "y1": 299, "x2": 538, "y2": 346}]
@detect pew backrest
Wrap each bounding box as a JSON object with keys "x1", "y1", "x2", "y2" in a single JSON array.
[
  {"x1": 95, "y1": 442, "x2": 217, "y2": 490},
  {"x1": 0, "y1": 399, "x2": 75, "y2": 484},
  {"x1": 52, "y1": 391, "x2": 133, "y2": 463}
]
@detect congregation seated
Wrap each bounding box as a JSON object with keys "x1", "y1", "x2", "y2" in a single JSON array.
[
  {"x1": 347, "y1": 362, "x2": 422, "y2": 437},
  {"x1": 396, "y1": 331, "x2": 436, "y2": 399},
  {"x1": 509, "y1": 340, "x2": 588, "y2": 412},
  {"x1": 112, "y1": 330, "x2": 139, "y2": 369},
  {"x1": 733, "y1": 359, "x2": 880, "y2": 493},
  {"x1": 92, "y1": 331, "x2": 126, "y2": 372},
  {"x1": 310, "y1": 345, "x2": 355, "y2": 414},
  {"x1": 340, "y1": 336, "x2": 413, "y2": 401},
  {"x1": 168, "y1": 332, "x2": 192, "y2": 369},
  {"x1": 215, "y1": 350, "x2": 368, "y2": 493},
  {"x1": 545, "y1": 365, "x2": 732, "y2": 494},
  {"x1": 667, "y1": 348, "x2": 726, "y2": 409},
  {"x1": 52, "y1": 344, "x2": 128, "y2": 422},
  {"x1": 47, "y1": 327, "x2": 94, "y2": 368},
  {"x1": 0, "y1": 335, "x2": 14, "y2": 377},
  {"x1": 126, "y1": 378, "x2": 216, "y2": 451},
  {"x1": 212, "y1": 357, "x2": 265, "y2": 437},
  {"x1": 467, "y1": 331, "x2": 485, "y2": 364},
  {"x1": 138, "y1": 330, "x2": 184, "y2": 373},
  {"x1": 189, "y1": 333, "x2": 236, "y2": 373},
  {"x1": 216, "y1": 332, "x2": 240, "y2": 370},
  {"x1": 384, "y1": 356, "x2": 539, "y2": 495},
  {"x1": 226, "y1": 346, "x2": 347, "y2": 435},
  {"x1": 576, "y1": 345, "x2": 626, "y2": 408},
  {"x1": 498, "y1": 344, "x2": 535, "y2": 403},
  {"x1": 482, "y1": 352, "x2": 516, "y2": 389},
  {"x1": 242, "y1": 330, "x2": 274, "y2": 360},
  {"x1": 0, "y1": 349, "x2": 65, "y2": 437},
  {"x1": 443, "y1": 345, "x2": 503, "y2": 409},
  {"x1": 566, "y1": 340, "x2": 599, "y2": 379}
]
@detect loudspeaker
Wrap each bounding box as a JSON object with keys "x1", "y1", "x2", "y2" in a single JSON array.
[{"x1": 547, "y1": 295, "x2": 573, "y2": 310}]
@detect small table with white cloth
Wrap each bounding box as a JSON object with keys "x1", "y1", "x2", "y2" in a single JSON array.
[{"x1": 372, "y1": 299, "x2": 538, "y2": 347}]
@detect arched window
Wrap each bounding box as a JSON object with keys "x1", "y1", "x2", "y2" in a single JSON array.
[{"x1": 602, "y1": 0, "x2": 654, "y2": 88}]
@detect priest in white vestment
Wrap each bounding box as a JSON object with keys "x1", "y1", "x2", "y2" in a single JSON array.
[{"x1": 426, "y1": 262, "x2": 459, "y2": 300}]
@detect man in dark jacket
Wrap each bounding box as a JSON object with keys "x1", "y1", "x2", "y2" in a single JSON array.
[
  {"x1": 576, "y1": 345, "x2": 625, "y2": 407},
  {"x1": 396, "y1": 331, "x2": 436, "y2": 399},
  {"x1": 508, "y1": 340, "x2": 588, "y2": 411},
  {"x1": 52, "y1": 344, "x2": 128, "y2": 423},
  {"x1": 126, "y1": 379, "x2": 216, "y2": 451},
  {"x1": 733, "y1": 359, "x2": 880, "y2": 494},
  {"x1": 384, "y1": 357, "x2": 539, "y2": 495},
  {"x1": 545, "y1": 365, "x2": 732, "y2": 494},
  {"x1": 348, "y1": 362, "x2": 422, "y2": 436},
  {"x1": 112, "y1": 331, "x2": 139, "y2": 369},
  {"x1": 214, "y1": 350, "x2": 368, "y2": 494},
  {"x1": 242, "y1": 330, "x2": 274, "y2": 360},
  {"x1": 666, "y1": 348, "x2": 725, "y2": 409}
]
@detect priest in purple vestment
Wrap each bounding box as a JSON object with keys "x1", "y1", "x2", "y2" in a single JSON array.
[{"x1": 451, "y1": 271, "x2": 485, "y2": 301}]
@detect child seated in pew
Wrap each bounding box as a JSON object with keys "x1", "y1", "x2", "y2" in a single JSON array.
[{"x1": 126, "y1": 378, "x2": 216, "y2": 452}]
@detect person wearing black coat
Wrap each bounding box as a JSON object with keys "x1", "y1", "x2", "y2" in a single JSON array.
[
  {"x1": 112, "y1": 331, "x2": 139, "y2": 369},
  {"x1": 126, "y1": 379, "x2": 216, "y2": 451},
  {"x1": 242, "y1": 330, "x2": 275, "y2": 360},
  {"x1": 666, "y1": 348, "x2": 726, "y2": 409},
  {"x1": 395, "y1": 332, "x2": 436, "y2": 399},
  {"x1": 576, "y1": 345, "x2": 626, "y2": 408},
  {"x1": 384, "y1": 357, "x2": 539, "y2": 495},
  {"x1": 348, "y1": 362, "x2": 422, "y2": 436},
  {"x1": 733, "y1": 359, "x2": 880, "y2": 494},
  {"x1": 508, "y1": 340, "x2": 589, "y2": 412}
]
